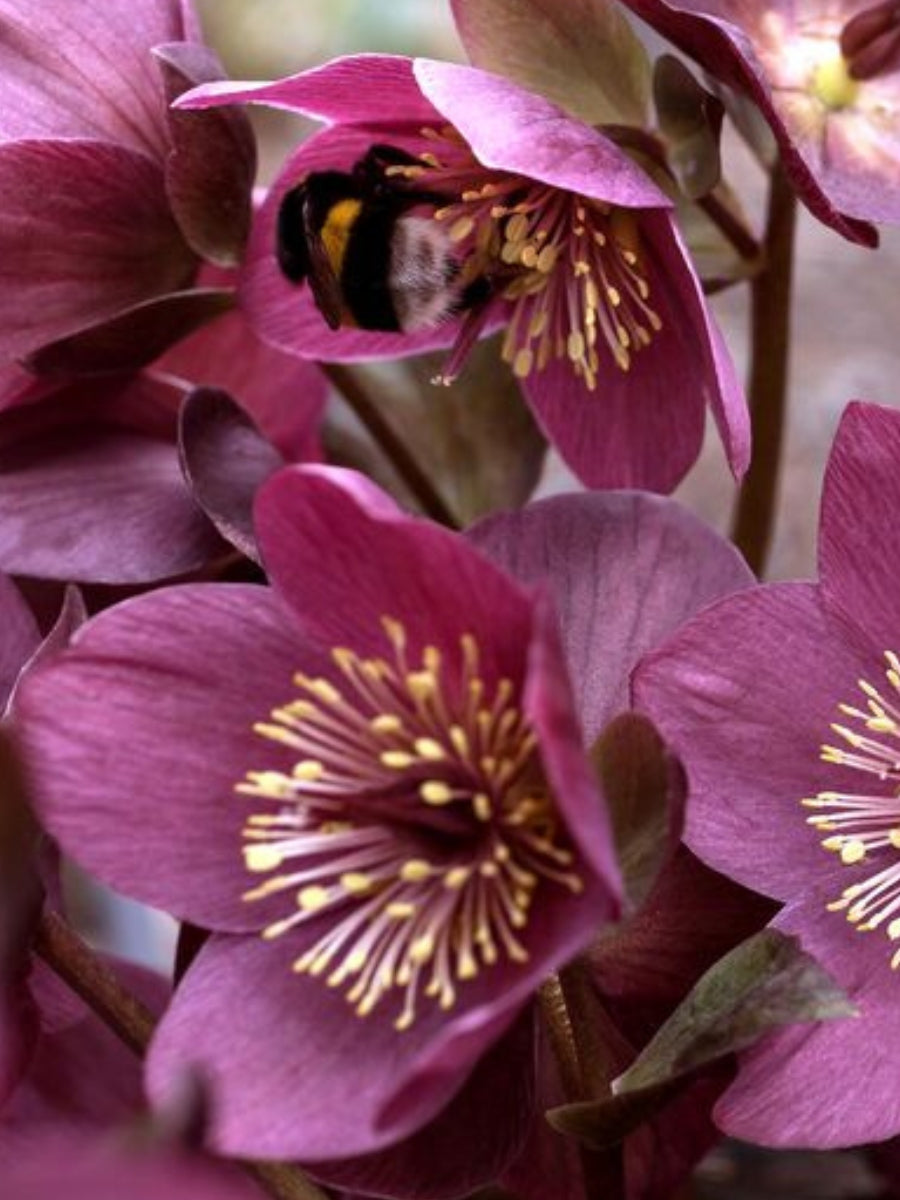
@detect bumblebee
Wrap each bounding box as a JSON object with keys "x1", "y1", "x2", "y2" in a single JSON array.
[{"x1": 276, "y1": 145, "x2": 484, "y2": 333}]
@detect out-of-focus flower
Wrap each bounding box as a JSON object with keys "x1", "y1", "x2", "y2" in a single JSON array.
[
  {"x1": 0, "y1": 1142, "x2": 265, "y2": 1200},
  {"x1": 621, "y1": 0, "x2": 900, "y2": 244},
  {"x1": 0, "y1": 301, "x2": 327, "y2": 585},
  {"x1": 180, "y1": 56, "x2": 747, "y2": 492},
  {"x1": 14, "y1": 470, "x2": 756, "y2": 1195},
  {"x1": 0, "y1": 0, "x2": 255, "y2": 370},
  {"x1": 635, "y1": 400, "x2": 900, "y2": 1147}
]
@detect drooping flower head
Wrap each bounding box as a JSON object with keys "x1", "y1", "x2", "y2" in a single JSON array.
[
  {"x1": 635, "y1": 401, "x2": 900, "y2": 1147},
  {"x1": 621, "y1": 0, "x2": 900, "y2": 243},
  {"x1": 179, "y1": 56, "x2": 747, "y2": 492}
]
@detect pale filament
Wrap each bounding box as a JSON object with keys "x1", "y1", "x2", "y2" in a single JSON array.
[
  {"x1": 238, "y1": 616, "x2": 582, "y2": 1030},
  {"x1": 388, "y1": 126, "x2": 662, "y2": 387},
  {"x1": 804, "y1": 651, "x2": 900, "y2": 967}
]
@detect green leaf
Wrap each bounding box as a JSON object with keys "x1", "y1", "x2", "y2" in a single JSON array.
[
  {"x1": 453, "y1": 0, "x2": 652, "y2": 127},
  {"x1": 614, "y1": 929, "x2": 855, "y2": 1095},
  {"x1": 549, "y1": 930, "x2": 853, "y2": 1151}
]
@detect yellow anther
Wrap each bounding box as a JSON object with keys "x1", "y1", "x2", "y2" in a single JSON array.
[
  {"x1": 341, "y1": 872, "x2": 374, "y2": 895},
  {"x1": 242, "y1": 845, "x2": 284, "y2": 873},
  {"x1": 421, "y1": 780, "x2": 454, "y2": 805},
  {"x1": 293, "y1": 760, "x2": 325, "y2": 781},
  {"x1": 386, "y1": 901, "x2": 416, "y2": 919},
  {"x1": 445, "y1": 866, "x2": 471, "y2": 889},
  {"x1": 415, "y1": 737, "x2": 446, "y2": 761},
  {"x1": 381, "y1": 750, "x2": 416, "y2": 769},
  {"x1": 401, "y1": 859, "x2": 433, "y2": 882},
  {"x1": 371, "y1": 714, "x2": 404, "y2": 735},
  {"x1": 298, "y1": 885, "x2": 330, "y2": 911}
]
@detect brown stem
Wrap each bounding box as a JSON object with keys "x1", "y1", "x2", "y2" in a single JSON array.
[
  {"x1": 34, "y1": 909, "x2": 156, "y2": 1054},
  {"x1": 697, "y1": 191, "x2": 761, "y2": 261},
  {"x1": 322, "y1": 362, "x2": 458, "y2": 528},
  {"x1": 730, "y1": 161, "x2": 798, "y2": 576},
  {"x1": 33, "y1": 910, "x2": 329, "y2": 1200},
  {"x1": 539, "y1": 963, "x2": 622, "y2": 1200}
]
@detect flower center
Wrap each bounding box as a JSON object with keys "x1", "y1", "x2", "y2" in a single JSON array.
[
  {"x1": 810, "y1": 53, "x2": 861, "y2": 111},
  {"x1": 237, "y1": 616, "x2": 582, "y2": 1030},
  {"x1": 389, "y1": 127, "x2": 662, "y2": 388},
  {"x1": 804, "y1": 651, "x2": 900, "y2": 967}
]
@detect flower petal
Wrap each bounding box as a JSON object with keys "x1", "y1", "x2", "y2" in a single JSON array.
[
  {"x1": 157, "y1": 297, "x2": 326, "y2": 461},
  {"x1": 0, "y1": 0, "x2": 184, "y2": 155},
  {"x1": 14, "y1": 584, "x2": 327, "y2": 932},
  {"x1": 819, "y1": 401, "x2": 900, "y2": 650},
  {"x1": 309, "y1": 1010, "x2": 536, "y2": 1199},
  {"x1": 255, "y1": 464, "x2": 534, "y2": 678},
  {"x1": 0, "y1": 574, "x2": 40, "y2": 710},
  {"x1": 147, "y1": 931, "x2": 524, "y2": 1160},
  {"x1": 634, "y1": 582, "x2": 881, "y2": 901},
  {"x1": 26, "y1": 290, "x2": 233, "y2": 377},
  {"x1": 714, "y1": 896, "x2": 900, "y2": 1147},
  {"x1": 178, "y1": 387, "x2": 285, "y2": 562},
  {"x1": 155, "y1": 42, "x2": 256, "y2": 266},
  {"x1": 175, "y1": 54, "x2": 440, "y2": 127},
  {"x1": 0, "y1": 139, "x2": 195, "y2": 361},
  {"x1": 413, "y1": 59, "x2": 669, "y2": 208},
  {"x1": 470, "y1": 490, "x2": 753, "y2": 741},
  {"x1": 0, "y1": 378, "x2": 226, "y2": 584}
]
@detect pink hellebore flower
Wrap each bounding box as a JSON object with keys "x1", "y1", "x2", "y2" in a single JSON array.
[
  {"x1": 180, "y1": 55, "x2": 748, "y2": 492},
  {"x1": 13, "y1": 469, "x2": 756, "y2": 1197},
  {"x1": 621, "y1": 0, "x2": 900, "y2": 244},
  {"x1": 0, "y1": 0, "x2": 255, "y2": 368},
  {"x1": 636, "y1": 401, "x2": 900, "y2": 1147},
  {"x1": 13, "y1": 465, "x2": 622, "y2": 1192}
]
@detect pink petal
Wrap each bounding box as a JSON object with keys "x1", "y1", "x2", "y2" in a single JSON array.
[
  {"x1": 0, "y1": 0, "x2": 185, "y2": 156},
  {"x1": 634, "y1": 582, "x2": 881, "y2": 902},
  {"x1": 819, "y1": 401, "x2": 900, "y2": 650},
  {"x1": 175, "y1": 54, "x2": 440, "y2": 127},
  {"x1": 0, "y1": 139, "x2": 195, "y2": 361},
  {"x1": 413, "y1": 59, "x2": 669, "y2": 208},
  {"x1": 14, "y1": 583, "x2": 327, "y2": 932},
  {"x1": 470, "y1": 490, "x2": 753, "y2": 742}
]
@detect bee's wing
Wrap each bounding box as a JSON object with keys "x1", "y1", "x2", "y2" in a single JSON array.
[{"x1": 303, "y1": 193, "x2": 345, "y2": 331}]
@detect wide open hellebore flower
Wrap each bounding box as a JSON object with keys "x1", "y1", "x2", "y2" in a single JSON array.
[
  {"x1": 621, "y1": 0, "x2": 900, "y2": 244},
  {"x1": 11, "y1": 464, "x2": 622, "y2": 1194},
  {"x1": 0, "y1": 0, "x2": 255, "y2": 371},
  {"x1": 14, "y1": 468, "x2": 758, "y2": 1197},
  {"x1": 179, "y1": 55, "x2": 748, "y2": 493},
  {"x1": 635, "y1": 400, "x2": 900, "y2": 1148}
]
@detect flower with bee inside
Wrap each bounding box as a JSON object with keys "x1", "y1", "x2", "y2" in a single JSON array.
[{"x1": 178, "y1": 55, "x2": 749, "y2": 493}]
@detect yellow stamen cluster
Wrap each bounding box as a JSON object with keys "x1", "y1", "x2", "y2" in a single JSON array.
[
  {"x1": 237, "y1": 616, "x2": 582, "y2": 1030},
  {"x1": 804, "y1": 651, "x2": 900, "y2": 967},
  {"x1": 390, "y1": 127, "x2": 662, "y2": 388}
]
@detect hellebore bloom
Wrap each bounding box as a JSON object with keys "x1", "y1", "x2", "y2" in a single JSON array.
[
  {"x1": 621, "y1": 0, "x2": 900, "y2": 244},
  {"x1": 0, "y1": 306, "x2": 326, "y2": 585},
  {"x1": 13, "y1": 469, "x2": 757, "y2": 1196},
  {"x1": 635, "y1": 401, "x2": 900, "y2": 1147},
  {"x1": 13, "y1": 464, "x2": 621, "y2": 1190},
  {"x1": 0, "y1": 0, "x2": 255, "y2": 369},
  {"x1": 179, "y1": 55, "x2": 747, "y2": 492}
]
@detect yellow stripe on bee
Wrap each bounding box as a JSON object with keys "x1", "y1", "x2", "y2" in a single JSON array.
[{"x1": 320, "y1": 198, "x2": 363, "y2": 277}]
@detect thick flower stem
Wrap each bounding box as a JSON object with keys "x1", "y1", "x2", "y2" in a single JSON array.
[
  {"x1": 32, "y1": 910, "x2": 329, "y2": 1200},
  {"x1": 731, "y1": 161, "x2": 798, "y2": 576},
  {"x1": 322, "y1": 362, "x2": 459, "y2": 528}
]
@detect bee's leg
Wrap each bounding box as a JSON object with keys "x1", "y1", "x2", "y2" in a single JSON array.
[{"x1": 276, "y1": 184, "x2": 311, "y2": 283}]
